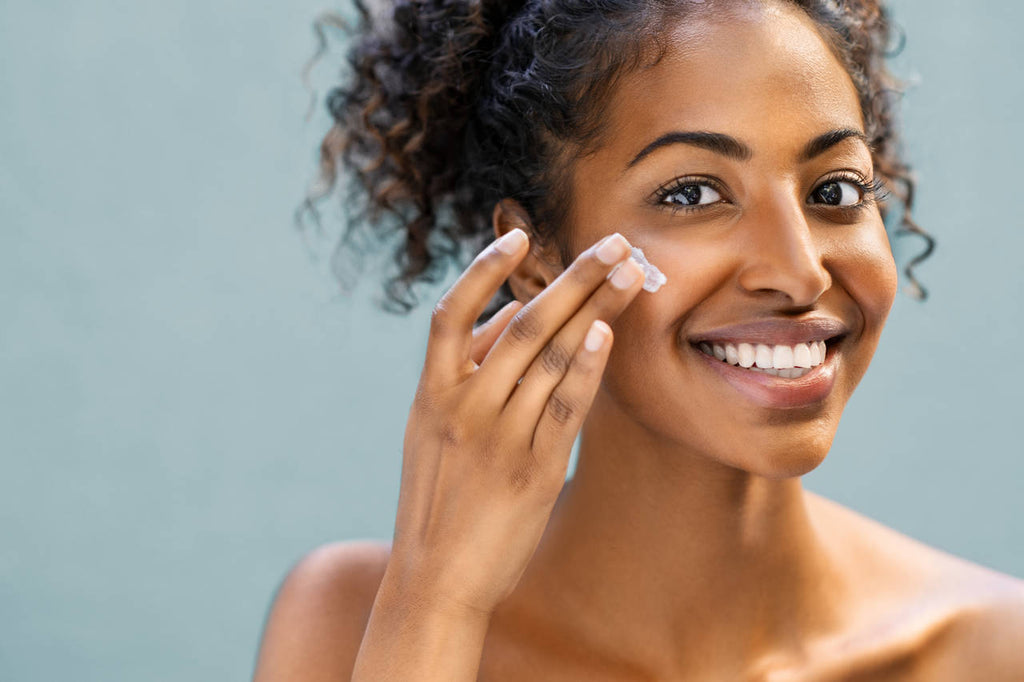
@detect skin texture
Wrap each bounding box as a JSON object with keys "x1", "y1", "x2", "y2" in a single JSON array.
[{"x1": 254, "y1": 3, "x2": 1024, "y2": 680}]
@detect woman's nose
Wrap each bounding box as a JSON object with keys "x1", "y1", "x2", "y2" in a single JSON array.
[{"x1": 735, "y1": 192, "x2": 832, "y2": 307}]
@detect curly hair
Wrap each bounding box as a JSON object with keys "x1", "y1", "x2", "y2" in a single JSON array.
[{"x1": 301, "y1": 0, "x2": 935, "y2": 318}]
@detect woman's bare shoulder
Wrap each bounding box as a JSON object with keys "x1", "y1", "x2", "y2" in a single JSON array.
[
  {"x1": 806, "y1": 491, "x2": 1024, "y2": 679},
  {"x1": 253, "y1": 539, "x2": 392, "y2": 682},
  {"x1": 807, "y1": 489, "x2": 1023, "y2": 589}
]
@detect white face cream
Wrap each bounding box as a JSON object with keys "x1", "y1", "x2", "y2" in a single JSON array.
[{"x1": 630, "y1": 246, "x2": 667, "y2": 292}]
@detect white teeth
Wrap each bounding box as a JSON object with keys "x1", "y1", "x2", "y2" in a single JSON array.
[
  {"x1": 725, "y1": 344, "x2": 739, "y2": 365},
  {"x1": 750, "y1": 366, "x2": 813, "y2": 379},
  {"x1": 772, "y1": 345, "x2": 795, "y2": 369},
  {"x1": 738, "y1": 343, "x2": 755, "y2": 368},
  {"x1": 698, "y1": 338, "x2": 834, "y2": 374},
  {"x1": 810, "y1": 341, "x2": 822, "y2": 365}
]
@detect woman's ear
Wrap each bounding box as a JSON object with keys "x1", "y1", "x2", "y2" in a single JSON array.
[{"x1": 492, "y1": 199, "x2": 564, "y2": 304}]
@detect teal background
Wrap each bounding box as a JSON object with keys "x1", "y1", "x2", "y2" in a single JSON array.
[{"x1": 1, "y1": 1, "x2": 1021, "y2": 679}]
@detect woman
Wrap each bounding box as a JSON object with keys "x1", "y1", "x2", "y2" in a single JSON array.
[{"x1": 255, "y1": 0, "x2": 1024, "y2": 679}]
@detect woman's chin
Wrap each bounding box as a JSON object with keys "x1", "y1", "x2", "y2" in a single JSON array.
[
  {"x1": 698, "y1": 425, "x2": 838, "y2": 480},
  {"x1": 740, "y1": 446, "x2": 831, "y2": 480}
]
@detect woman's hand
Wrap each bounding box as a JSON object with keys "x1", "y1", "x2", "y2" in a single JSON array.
[{"x1": 386, "y1": 228, "x2": 645, "y2": 617}]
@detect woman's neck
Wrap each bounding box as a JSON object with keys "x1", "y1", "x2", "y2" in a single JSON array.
[{"x1": 506, "y1": 395, "x2": 852, "y2": 678}]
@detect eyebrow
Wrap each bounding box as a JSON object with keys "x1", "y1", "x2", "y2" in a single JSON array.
[{"x1": 624, "y1": 128, "x2": 870, "y2": 171}]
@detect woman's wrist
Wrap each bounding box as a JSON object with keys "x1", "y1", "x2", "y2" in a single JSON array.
[
  {"x1": 376, "y1": 558, "x2": 496, "y2": 625},
  {"x1": 351, "y1": 567, "x2": 494, "y2": 682}
]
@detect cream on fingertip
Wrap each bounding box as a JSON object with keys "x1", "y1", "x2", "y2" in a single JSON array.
[{"x1": 630, "y1": 246, "x2": 667, "y2": 292}]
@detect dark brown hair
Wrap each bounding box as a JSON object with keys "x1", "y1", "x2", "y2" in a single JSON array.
[{"x1": 301, "y1": 0, "x2": 934, "y2": 318}]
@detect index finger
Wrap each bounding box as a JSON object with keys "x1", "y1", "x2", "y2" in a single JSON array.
[{"x1": 422, "y1": 229, "x2": 530, "y2": 387}]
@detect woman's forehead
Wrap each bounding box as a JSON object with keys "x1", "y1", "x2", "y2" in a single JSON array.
[{"x1": 599, "y1": 4, "x2": 865, "y2": 164}]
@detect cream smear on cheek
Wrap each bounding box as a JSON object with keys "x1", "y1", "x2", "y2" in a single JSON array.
[{"x1": 630, "y1": 246, "x2": 667, "y2": 292}]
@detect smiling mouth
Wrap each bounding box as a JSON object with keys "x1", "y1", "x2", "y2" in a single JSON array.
[{"x1": 691, "y1": 336, "x2": 845, "y2": 379}]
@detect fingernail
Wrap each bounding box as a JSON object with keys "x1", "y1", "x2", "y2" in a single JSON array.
[
  {"x1": 495, "y1": 228, "x2": 528, "y2": 255},
  {"x1": 584, "y1": 320, "x2": 609, "y2": 352},
  {"x1": 609, "y1": 258, "x2": 641, "y2": 289},
  {"x1": 595, "y1": 233, "x2": 630, "y2": 265}
]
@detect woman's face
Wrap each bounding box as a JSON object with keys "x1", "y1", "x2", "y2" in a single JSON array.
[{"x1": 565, "y1": 3, "x2": 898, "y2": 477}]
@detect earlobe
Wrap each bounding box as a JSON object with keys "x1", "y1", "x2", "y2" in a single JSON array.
[{"x1": 492, "y1": 199, "x2": 563, "y2": 303}]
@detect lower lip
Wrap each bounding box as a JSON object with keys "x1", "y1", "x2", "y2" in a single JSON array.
[{"x1": 691, "y1": 342, "x2": 840, "y2": 409}]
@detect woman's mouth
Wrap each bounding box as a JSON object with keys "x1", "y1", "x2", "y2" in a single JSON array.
[{"x1": 689, "y1": 336, "x2": 845, "y2": 409}]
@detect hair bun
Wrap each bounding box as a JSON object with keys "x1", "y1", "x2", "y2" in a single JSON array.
[{"x1": 308, "y1": 0, "x2": 528, "y2": 311}]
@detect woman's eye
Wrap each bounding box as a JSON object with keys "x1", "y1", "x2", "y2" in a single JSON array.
[
  {"x1": 657, "y1": 177, "x2": 872, "y2": 212},
  {"x1": 661, "y1": 183, "x2": 723, "y2": 207},
  {"x1": 811, "y1": 180, "x2": 861, "y2": 207}
]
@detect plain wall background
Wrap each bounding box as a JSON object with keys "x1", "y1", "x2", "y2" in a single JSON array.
[{"x1": 1, "y1": 0, "x2": 1021, "y2": 679}]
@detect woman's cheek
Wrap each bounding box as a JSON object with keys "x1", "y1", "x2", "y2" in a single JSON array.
[
  {"x1": 627, "y1": 235, "x2": 731, "y2": 312},
  {"x1": 829, "y1": 219, "x2": 899, "y2": 328}
]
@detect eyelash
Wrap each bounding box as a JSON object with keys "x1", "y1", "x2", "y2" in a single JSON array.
[{"x1": 652, "y1": 173, "x2": 889, "y2": 216}]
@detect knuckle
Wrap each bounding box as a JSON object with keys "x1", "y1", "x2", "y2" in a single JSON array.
[
  {"x1": 539, "y1": 341, "x2": 572, "y2": 376},
  {"x1": 546, "y1": 390, "x2": 578, "y2": 426},
  {"x1": 507, "y1": 451, "x2": 539, "y2": 493},
  {"x1": 438, "y1": 421, "x2": 466, "y2": 448},
  {"x1": 507, "y1": 307, "x2": 543, "y2": 346}
]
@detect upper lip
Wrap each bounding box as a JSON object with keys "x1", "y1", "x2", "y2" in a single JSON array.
[{"x1": 689, "y1": 317, "x2": 850, "y2": 347}]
